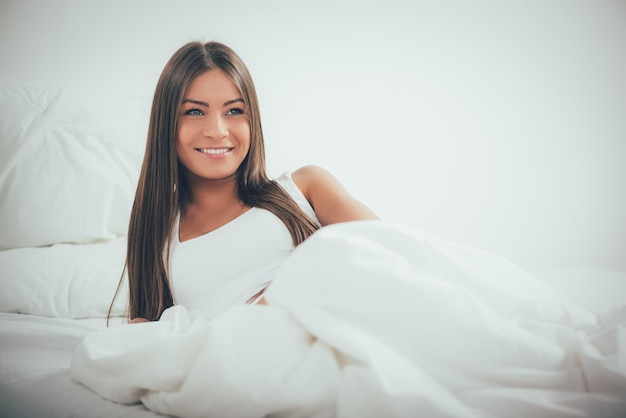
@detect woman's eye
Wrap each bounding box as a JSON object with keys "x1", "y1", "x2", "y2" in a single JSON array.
[
  {"x1": 184, "y1": 108, "x2": 204, "y2": 116},
  {"x1": 226, "y1": 107, "x2": 244, "y2": 116}
]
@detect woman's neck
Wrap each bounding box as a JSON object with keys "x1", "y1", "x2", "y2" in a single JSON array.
[
  {"x1": 178, "y1": 174, "x2": 250, "y2": 242},
  {"x1": 185, "y1": 175, "x2": 241, "y2": 213}
]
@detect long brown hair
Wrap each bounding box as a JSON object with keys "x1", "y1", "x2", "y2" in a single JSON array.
[{"x1": 109, "y1": 42, "x2": 318, "y2": 322}]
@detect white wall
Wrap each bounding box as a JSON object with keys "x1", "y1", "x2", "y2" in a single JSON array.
[{"x1": 1, "y1": 0, "x2": 625, "y2": 270}]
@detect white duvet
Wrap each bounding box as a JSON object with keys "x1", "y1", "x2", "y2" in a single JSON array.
[{"x1": 71, "y1": 221, "x2": 626, "y2": 418}]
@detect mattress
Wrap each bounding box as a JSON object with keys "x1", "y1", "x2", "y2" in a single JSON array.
[{"x1": 0, "y1": 313, "x2": 161, "y2": 418}]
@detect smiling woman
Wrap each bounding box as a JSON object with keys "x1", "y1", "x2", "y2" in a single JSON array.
[
  {"x1": 112, "y1": 41, "x2": 377, "y2": 323},
  {"x1": 64, "y1": 40, "x2": 626, "y2": 418}
]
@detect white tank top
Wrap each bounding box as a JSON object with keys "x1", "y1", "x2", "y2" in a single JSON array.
[{"x1": 169, "y1": 172, "x2": 319, "y2": 319}]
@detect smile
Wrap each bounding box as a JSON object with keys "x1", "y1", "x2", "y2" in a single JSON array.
[{"x1": 196, "y1": 148, "x2": 233, "y2": 155}]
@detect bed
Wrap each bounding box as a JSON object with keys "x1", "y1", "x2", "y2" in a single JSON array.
[
  {"x1": 1, "y1": 85, "x2": 625, "y2": 417},
  {"x1": 0, "y1": 85, "x2": 162, "y2": 417}
]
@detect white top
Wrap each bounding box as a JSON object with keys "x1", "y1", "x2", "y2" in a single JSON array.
[{"x1": 169, "y1": 172, "x2": 319, "y2": 319}]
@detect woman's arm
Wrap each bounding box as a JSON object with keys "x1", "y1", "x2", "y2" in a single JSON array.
[
  {"x1": 249, "y1": 166, "x2": 374, "y2": 307},
  {"x1": 291, "y1": 165, "x2": 378, "y2": 226}
]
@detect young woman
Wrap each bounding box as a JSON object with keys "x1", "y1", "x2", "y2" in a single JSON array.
[
  {"x1": 76, "y1": 41, "x2": 624, "y2": 418},
  {"x1": 116, "y1": 41, "x2": 377, "y2": 323}
]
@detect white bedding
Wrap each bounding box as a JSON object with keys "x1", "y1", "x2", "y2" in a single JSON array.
[
  {"x1": 1, "y1": 85, "x2": 625, "y2": 417},
  {"x1": 0, "y1": 85, "x2": 152, "y2": 416},
  {"x1": 70, "y1": 221, "x2": 626, "y2": 418},
  {"x1": 0, "y1": 238, "x2": 128, "y2": 318},
  {"x1": 0, "y1": 313, "x2": 161, "y2": 418},
  {"x1": 0, "y1": 85, "x2": 139, "y2": 319},
  {"x1": 0, "y1": 86, "x2": 148, "y2": 251}
]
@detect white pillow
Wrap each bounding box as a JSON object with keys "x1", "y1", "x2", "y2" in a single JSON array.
[
  {"x1": 0, "y1": 239, "x2": 128, "y2": 318},
  {"x1": 0, "y1": 85, "x2": 149, "y2": 250}
]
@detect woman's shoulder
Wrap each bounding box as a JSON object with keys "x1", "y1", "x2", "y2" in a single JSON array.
[
  {"x1": 290, "y1": 165, "x2": 355, "y2": 204},
  {"x1": 289, "y1": 165, "x2": 336, "y2": 196},
  {"x1": 274, "y1": 165, "x2": 329, "y2": 191},
  {"x1": 286, "y1": 166, "x2": 378, "y2": 226},
  {"x1": 274, "y1": 167, "x2": 320, "y2": 225},
  {"x1": 277, "y1": 165, "x2": 340, "y2": 207}
]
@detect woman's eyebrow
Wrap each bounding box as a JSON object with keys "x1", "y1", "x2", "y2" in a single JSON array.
[
  {"x1": 181, "y1": 98, "x2": 244, "y2": 107},
  {"x1": 223, "y1": 98, "x2": 244, "y2": 106},
  {"x1": 182, "y1": 98, "x2": 208, "y2": 107}
]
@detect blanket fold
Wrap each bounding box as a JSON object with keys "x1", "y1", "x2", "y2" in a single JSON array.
[{"x1": 71, "y1": 221, "x2": 626, "y2": 417}]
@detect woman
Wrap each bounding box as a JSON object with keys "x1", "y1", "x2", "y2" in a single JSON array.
[
  {"x1": 116, "y1": 41, "x2": 377, "y2": 323},
  {"x1": 78, "y1": 41, "x2": 624, "y2": 417}
]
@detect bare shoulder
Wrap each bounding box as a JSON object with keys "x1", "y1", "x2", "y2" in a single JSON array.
[
  {"x1": 290, "y1": 165, "x2": 378, "y2": 226},
  {"x1": 291, "y1": 165, "x2": 340, "y2": 196}
]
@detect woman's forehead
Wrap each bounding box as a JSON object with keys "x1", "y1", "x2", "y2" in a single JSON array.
[{"x1": 184, "y1": 69, "x2": 243, "y2": 103}]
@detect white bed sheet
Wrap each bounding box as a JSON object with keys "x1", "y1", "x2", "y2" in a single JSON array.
[
  {"x1": 1, "y1": 223, "x2": 625, "y2": 417},
  {"x1": 0, "y1": 313, "x2": 161, "y2": 418},
  {"x1": 1, "y1": 275, "x2": 625, "y2": 418}
]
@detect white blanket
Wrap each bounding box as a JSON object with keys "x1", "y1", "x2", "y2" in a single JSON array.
[{"x1": 71, "y1": 221, "x2": 626, "y2": 417}]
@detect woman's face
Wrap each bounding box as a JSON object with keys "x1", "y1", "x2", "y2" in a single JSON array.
[{"x1": 176, "y1": 69, "x2": 251, "y2": 184}]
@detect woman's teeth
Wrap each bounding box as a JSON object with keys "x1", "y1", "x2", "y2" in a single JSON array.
[{"x1": 198, "y1": 148, "x2": 230, "y2": 155}]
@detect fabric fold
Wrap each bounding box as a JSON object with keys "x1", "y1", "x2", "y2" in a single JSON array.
[{"x1": 71, "y1": 221, "x2": 626, "y2": 417}]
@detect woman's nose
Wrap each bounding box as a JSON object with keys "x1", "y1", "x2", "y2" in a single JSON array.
[{"x1": 202, "y1": 114, "x2": 228, "y2": 139}]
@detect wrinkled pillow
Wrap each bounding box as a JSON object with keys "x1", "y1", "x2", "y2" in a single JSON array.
[
  {"x1": 0, "y1": 85, "x2": 149, "y2": 250},
  {"x1": 0, "y1": 238, "x2": 128, "y2": 318}
]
